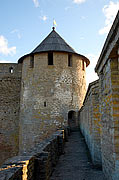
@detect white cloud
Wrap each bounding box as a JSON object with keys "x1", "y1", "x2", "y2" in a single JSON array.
[
  {"x1": 11, "y1": 29, "x2": 18, "y2": 34},
  {"x1": 40, "y1": 15, "x2": 47, "y2": 21},
  {"x1": 11, "y1": 29, "x2": 22, "y2": 39},
  {"x1": 73, "y1": 0, "x2": 86, "y2": 4},
  {"x1": 65, "y1": 6, "x2": 71, "y2": 11},
  {"x1": 32, "y1": 0, "x2": 39, "y2": 7},
  {"x1": 99, "y1": 1, "x2": 119, "y2": 35},
  {"x1": 81, "y1": 16, "x2": 86, "y2": 19},
  {"x1": 18, "y1": 34, "x2": 22, "y2": 39},
  {"x1": 86, "y1": 53, "x2": 99, "y2": 87},
  {"x1": 0, "y1": 35, "x2": 16, "y2": 56},
  {"x1": 80, "y1": 37, "x2": 84, "y2": 39}
]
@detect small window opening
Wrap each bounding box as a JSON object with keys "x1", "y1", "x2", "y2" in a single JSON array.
[
  {"x1": 30, "y1": 55, "x2": 34, "y2": 68},
  {"x1": 44, "y1": 102, "x2": 46, "y2": 107},
  {"x1": 68, "y1": 54, "x2": 72, "y2": 67},
  {"x1": 48, "y1": 52, "x2": 53, "y2": 65},
  {"x1": 9, "y1": 67, "x2": 13, "y2": 73},
  {"x1": 82, "y1": 60, "x2": 85, "y2": 71}
]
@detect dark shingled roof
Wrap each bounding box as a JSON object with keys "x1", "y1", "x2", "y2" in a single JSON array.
[
  {"x1": 32, "y1": 29, "x2": 76, "y2": 54},
  {"x1": 18, "y1": 28, "x2": 90, "y2": 66}
]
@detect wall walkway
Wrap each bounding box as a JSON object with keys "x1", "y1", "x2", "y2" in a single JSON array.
[
  {"x1": 0, "y1": 127, "x2": 106, "y2": 180},
  {"x1": 50, "y1": 129, "x2": 106, "y2": 180}
]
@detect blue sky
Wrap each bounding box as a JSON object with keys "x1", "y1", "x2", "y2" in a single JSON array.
[{"x1": 0, "y1": 0, "x2": 119, "y2": 86}]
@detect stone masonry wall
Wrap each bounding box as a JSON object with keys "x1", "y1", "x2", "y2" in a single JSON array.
[
  {"x1": 0, "y1": 127, "x2": 70, "y2": 180},
  {"x1": 99, "y1": 55, "x2": 119, "y2": 180},
  {"x1": 79, "y1": 80, "x2": 102, "y2": 166},
  {"x1": 19, "y1": 52, "x2": 86, "y2": 153},
  {"x1": 111, "y1": 55, "x2": 119, "y2": 179},
  {"x1": 0, "y1": 63, "x2": 22, "y2": 166},
  {"x1": 95, "y1": 11, "x2": 119, "y2": 179}
]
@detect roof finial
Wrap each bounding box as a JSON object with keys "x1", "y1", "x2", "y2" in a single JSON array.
[
  {"x1": 52, "y1": 27, "x2": 55, "y2": 31},
  {"x1": 53, "y1": 19, "x2": 57, "y2": 31}
]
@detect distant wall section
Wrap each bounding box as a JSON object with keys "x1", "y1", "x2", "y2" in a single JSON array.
[
  {"x1": 79, "y1": 80, "x2": 102, "y2": 166},
  {"x1": 0, "y1": 63, "x2": 22, "y2": 166}
]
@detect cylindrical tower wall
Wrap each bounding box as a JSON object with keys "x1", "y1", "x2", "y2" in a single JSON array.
[{"x1": 19, "y1": 52, "x2": 86, "y2": 153}]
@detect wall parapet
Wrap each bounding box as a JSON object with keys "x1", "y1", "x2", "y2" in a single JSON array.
[
  {"x1": 0, "y1": 127, "x2": 70, "y2": 180},
  {"x1": 79, "y1": 79, "x2": 102, "y2": 167}
]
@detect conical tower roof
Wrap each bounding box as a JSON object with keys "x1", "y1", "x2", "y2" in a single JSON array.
[
  {"x1": 31, "y1": 28, "x2": 76, "y2": 54},
  {"x1": 18, "y1": 28, "x2": 90, "y2": 66}
]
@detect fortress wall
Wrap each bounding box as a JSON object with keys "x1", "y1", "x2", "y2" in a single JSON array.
[
  {"x1": 0, "y1": 127, "x2": 69, "y2": 180},
  {"x1": 0, "y1": 63, "x2": 22, "y2": 166},
  {"x1": 111, "y1": 55, "x2": 119, "y2": 179},
  {"x1": 99, "y1": 61, "x2": 114, "y2": 179},
  {"x1": 95, "y1": 11, "x2": 119, "y2": 179},
  {"x1": 19, "y1": 52, "x2": 86, "y2": 153},
  {"x1": 99, "y1": 55, "x2": 119, "y2": 180},
  {"x1": 79, "y1": 80, "x2": 102, "y2": 166}
]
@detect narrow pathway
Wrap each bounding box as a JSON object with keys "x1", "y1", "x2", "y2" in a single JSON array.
[{"x1": 50, "y1": 129, "x2": 106, "y2": 180}]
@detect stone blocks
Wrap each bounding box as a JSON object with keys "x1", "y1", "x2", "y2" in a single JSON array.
[
  {"x1": 0, "y1": 127, "x2": 70, "y2": 180},
  {"x1": 0, "y1": 63, "x2": 22, "y2": 166},
  {"x1": 79, "y1": 80, "x2": 102, "y2": 167},
  {"x1": 19, "y1": 52, "x2": 86, "y2": 153}
]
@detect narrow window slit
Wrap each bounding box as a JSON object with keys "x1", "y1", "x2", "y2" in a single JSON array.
[
  {"x1": 82, "y1": 60, "x2": 85, "y2": 71},
  {"x1": 48, "y1": 52, "x2": 53, "y2": 65},
  {"x1": 9, "y1": 67, "x2": 13, "y2": 73},
  {"x1": 30, "y1": 55, "x2": 34, "y2": 68},
  {"x1": 44, "y1": 102, "x2": 46, "y2": 107},
  {"x1": 68, "y1": 54, "x2": 72, "y2": 67}
]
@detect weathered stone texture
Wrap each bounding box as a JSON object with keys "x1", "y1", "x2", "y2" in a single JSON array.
[
  {"x1": 95, "y1": 11, "x2": 119, "y2": 180},
  {"x1": 0, "y1": 128, "x2": 69, "y2": 180},
  {"x1": 0, "y1": 63, "x2": 22, "y2": 166},
  {"x1": 79, "y1": 80, "x2": 102, "y2": 166},
  {"x1": 19, "y1": 52, "x2": 86, "y2": 153},
  {"x1": 98, "y1": 56, "x2": 119, "y2": 180},
  {"x1": 99, "y1": 61, "x2": 114, "y2": 179}
]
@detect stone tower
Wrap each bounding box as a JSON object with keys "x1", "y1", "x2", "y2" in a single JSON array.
[{"x1": 18, "y1": 28, "x2": 90, "y2": 153}]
